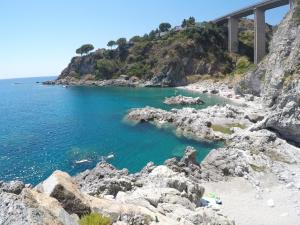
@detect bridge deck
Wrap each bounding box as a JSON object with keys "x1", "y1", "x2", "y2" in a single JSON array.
[{"x1": 214, "y1": 0, "x2": 289, "y2": 24}]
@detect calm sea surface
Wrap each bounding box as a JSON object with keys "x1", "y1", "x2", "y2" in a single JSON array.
[{"x1": 0, "y1": 77, "x2": 227, "y2": 184}]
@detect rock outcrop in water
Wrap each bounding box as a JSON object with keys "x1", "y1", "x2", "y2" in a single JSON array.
[
  {"x1": 164, "y1": 95, "x2": 204, "y2": 105},
  {"x1": 126, "y1": 105, "x2": 252, "y2": 142}
]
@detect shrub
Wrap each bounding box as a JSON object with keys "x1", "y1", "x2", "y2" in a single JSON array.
[
  {"x1": 127, "y1": 62, "x2": 151, "y2": 78},
  {"x1": 103, "y1": 50, "x2": 117, "y2": 60},
  {"x1": 211, "y1": 123, "x2": 246, "y2": 134},
  {"x1": 96, "y1": 59, "x2": 118, "y2": 79},
  {"x1": 181, "y1": 17, "x2": 196, "y2": 28},
  {"x1": 78, "y1": 213, "x2": 111, "y2": 225},
  {"x1": 234, "y1": 56, "x2": 255, "y2": 75},
  {"x1": 131, "y1": 42, "x2": 152, "y2": 58}
]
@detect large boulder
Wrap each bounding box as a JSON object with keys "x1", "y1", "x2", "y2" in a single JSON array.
[
  {"x1": 36, "y1": 170, "x2": 91, "y2": 217},
  {"x1": 165, "y1": 146, "x2": 202, "y2": 180},
  {"x1": 74, "y1": 162, "x2": 135, "y2": 196},
  {"x1": 0, "y1": 187, "x2": 78, "y2": 225}
]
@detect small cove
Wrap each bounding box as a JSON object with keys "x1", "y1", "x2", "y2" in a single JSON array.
[{"x1": 0, "y1": 77, "x2": 229, "y2": 184}]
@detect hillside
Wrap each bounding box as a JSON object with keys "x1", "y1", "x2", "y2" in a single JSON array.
[{"x1": 53, "y1": 18, "x2": 272, "y2": 87}]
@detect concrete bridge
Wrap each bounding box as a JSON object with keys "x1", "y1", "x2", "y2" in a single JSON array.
[{"x1": 213, "y1": 0, "x2": 292, "y2": 64}]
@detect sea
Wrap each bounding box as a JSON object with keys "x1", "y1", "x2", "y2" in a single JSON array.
[{"x1": 0, "y1": 76, "x2": 228, "y2": 184}]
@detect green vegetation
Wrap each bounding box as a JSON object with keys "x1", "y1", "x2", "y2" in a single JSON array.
[
  {"x1": 70, "y1": 17, "x2": 266, "y2": 82},
  {"x1": 212, "y1": 123, "x2": 247, "y2": 134},
  {"x1": 95, "y1": 59, "x2": 118, "y2": 79},
  {"x1": 250, "y1": 164, "x2": 265, "y2": 172},
  {"x1": 76, "y1": 44, "x2": 94, "y2": 56},
  {"x1": 127, "y1": 62, "x2": 152, "y2": 78},
  {"x1": 78, "y1": 213, "x2": 111, "y2": 225},
  {"x1": 159, "y1": 23, "x2": 171, "y2": 32},
  {"x1": 282, "y1": 71, "x2": 293, "y2": 87},
  {"x1": 266, "y1": 151, "x2": 291, "y2": 164},
  {"x1": 181, "y1": 17, "x2": 196, "y2": 28},
  {"x1": 116, "y1": 38, "x2": 127, "y2": 47},
  {"x1": 232, "y1": 56, "x2": 255, "y2": 76},
  {"x1": 107, "y1": 40, "x2": 116, "y2": 49},
  {"x1": 116, "y1": 38, "x2": 128, "y2": 61}
]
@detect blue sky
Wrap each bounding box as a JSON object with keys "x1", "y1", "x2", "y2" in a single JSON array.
[{"x1": 0, "y1": 0, "x2": 289, "y2": 79}]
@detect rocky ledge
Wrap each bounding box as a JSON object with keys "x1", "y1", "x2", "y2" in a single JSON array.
[
  {"x1": 125, "y1": 99, "x2": 300, "y2": 183},
  {"x1": 163, "y1": 95, "x2": 204, "y2": 106},
  {"x1": 126, "y1": 104, "x2": 258, "y2": 142}
]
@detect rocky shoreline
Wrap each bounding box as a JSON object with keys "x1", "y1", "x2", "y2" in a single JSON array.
[
  {"x1": 1, "y1": 148, "x2": 236, "y2": 225},
  {"x1": 5, "y1": 75, "x2": 300, "y2": 224},
  {"x1": 43, "y1": 75, "x2": 145, "y2": 87},
  {"x1": 2, "y1": 1, "x2": 300, "y2": 225}
]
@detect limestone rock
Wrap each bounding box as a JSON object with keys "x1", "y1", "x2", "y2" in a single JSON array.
[
  {"x1": 0, "y1": 188, "x2": 78, "y2": 225},
  {"x1": 201, "y1": 129, "x2": 300, "y2": 182},
  {"x1": 126, "y1": 105, "x2": 251, "y2": 142},
  {"x1": 245, "y1": 113, "x2": 264, "y2": 123},
  {"x1": 74, "y1": 162, "x2": 135, "y2": 196},
  {"x1": 237, "y1": 1, "x2": 300, "y2": 145},
  {"x1": 0, "y1": 180, "x2": 25, "y2": 194},
  {"x1": 36, "y1": 170, "x2": 91, "y2": 217},
  {"x1": 164, "y1": 95, "x2": 204, "y2": 105}
]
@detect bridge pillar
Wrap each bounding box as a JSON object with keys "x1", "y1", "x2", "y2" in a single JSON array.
[
  {"x1": 254, "y1": 8, "x2": 266, "y2": 64},
  {"x1": 290, "y1": 0, "x2": 294, "y2": 9},
  {"x1": 228, "y1": 17, "x2": 239, "y2": 53}
]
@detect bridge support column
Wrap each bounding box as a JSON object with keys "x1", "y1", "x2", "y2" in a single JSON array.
[
  {"x1": 254, "y1": 8, "x2": 266, "y2": 64},
  {"x1": 290, "y1": 0, "x2": 294, "y2": 9},
  {"x1": 228, "y1": 17, "x2": 239, "y2": 53}
]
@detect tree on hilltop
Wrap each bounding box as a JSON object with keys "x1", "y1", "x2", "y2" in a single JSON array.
[
  {"x1": 116, "y1": 38, "x2": 128, "y2": 61},
  {"x1": 159, "y1": 22, "x2": 172, "y2": 32},
  {"x1": 116, "y1": 38, "x2": 127, "y2": 47},
  {"x1": 107, "y1": 40, "x2": 116, "y2": 49},
  {"x1": 181, "y1": 17, "x2": 196, "y2": 28},
  {"x1": 76, "y1": 44, "x2": 94, "y2": 56}
]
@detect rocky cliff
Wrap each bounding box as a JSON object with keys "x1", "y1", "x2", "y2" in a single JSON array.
[{"x1": 236, "y1": 0, "x2": 300, "y2": 145}]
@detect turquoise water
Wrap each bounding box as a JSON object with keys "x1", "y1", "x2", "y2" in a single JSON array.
[{"x1": 0, "y1": 77, "x2": 227, "y2": 184}]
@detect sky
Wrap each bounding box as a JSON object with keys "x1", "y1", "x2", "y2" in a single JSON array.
[{"x1": 0, "y1": 0, "x2": 289, "y2": 79}]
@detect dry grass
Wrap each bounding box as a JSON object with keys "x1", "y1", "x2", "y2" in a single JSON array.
[{"x1": 212, "y1": 123, "x2": 247, "y2": 134}]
